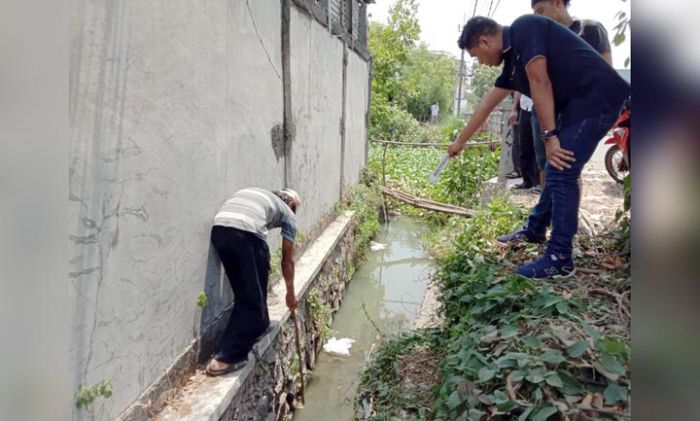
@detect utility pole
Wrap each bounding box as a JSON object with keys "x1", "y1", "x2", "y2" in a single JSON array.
[
  {"x1": 456, "y1": 28, "x2": 465, "y2": 117},
  {"x1": 456, "y1": 0, "x2": 478, "y2": 117}
]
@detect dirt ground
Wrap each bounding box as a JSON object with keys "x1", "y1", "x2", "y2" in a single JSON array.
[{"x1": 508, "y1": 142, "x2": 626, "y2": 236}]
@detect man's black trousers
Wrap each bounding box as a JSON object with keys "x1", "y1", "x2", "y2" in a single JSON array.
[
  {"x1": 211, "y1": 226, "x2": 270, "y2": 363},
  {"x1": 518, "y1": 109, "x2": 540, "y2": 187}
]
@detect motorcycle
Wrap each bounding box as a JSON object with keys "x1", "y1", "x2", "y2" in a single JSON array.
[{"x1": 604, "y1": 101, "x2": 631, "y2": 184}]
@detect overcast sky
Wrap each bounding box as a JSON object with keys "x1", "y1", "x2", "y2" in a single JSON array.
[{"x1": 368, "y1": 0, "x2": 631, "y2": 69}]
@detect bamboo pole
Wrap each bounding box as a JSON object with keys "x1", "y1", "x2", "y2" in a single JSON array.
[
  {"x1": 381, "y1": 187, "x2": 475, "y2": 217},
  {"x1": 372, "y1": 139, "x2": 500, "y2": 148}
]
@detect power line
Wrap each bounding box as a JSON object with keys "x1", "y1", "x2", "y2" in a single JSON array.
[
  {"x1": 486, "y1": 0, "x2": 494, "y2": 17},
  {"x1": 489, "y1": 0, "x2": 502, "y2": 18}
]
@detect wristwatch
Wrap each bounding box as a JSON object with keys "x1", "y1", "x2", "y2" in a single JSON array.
[{"x1": 542, "y1": 129, "x2": 559, "y2": 139}]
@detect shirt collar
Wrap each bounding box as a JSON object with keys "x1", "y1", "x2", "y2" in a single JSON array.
[{"x1": 502, "y1": 26, "x2": 512, "y2": 53}]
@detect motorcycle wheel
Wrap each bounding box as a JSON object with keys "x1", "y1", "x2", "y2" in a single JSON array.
[{"x1": 605, "y1": 145, "x2": 628, "y2": 184}]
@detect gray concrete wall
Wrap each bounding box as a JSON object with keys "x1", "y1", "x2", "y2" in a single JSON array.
[
  {"x1": 69, "y1": 0, "x2": 368, "y2": 419},
  {"x1": 289, "y1": 7, "x2": 344, "y2": 232},
  {"x1": 343, "y1": 50, "x2": 370, "y2": 189}
]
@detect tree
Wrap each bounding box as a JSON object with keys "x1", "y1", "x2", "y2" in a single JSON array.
[
  {"x1": 613, "y1": 0, "x2": 630, "y2": 67},
  {"x1": 467, "y1": 61, "x2": 502, "y2": 103},
  {"x1": 368, "y1": 0, "x2": 420, "y2": 103},
  {"x1": 400, "y1": 44, "x2": 458, "y2": 121}
]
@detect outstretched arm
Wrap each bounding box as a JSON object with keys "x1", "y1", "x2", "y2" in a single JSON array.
[{"x1": 448, "y1": 87, "x2": 511, "y2": 157}]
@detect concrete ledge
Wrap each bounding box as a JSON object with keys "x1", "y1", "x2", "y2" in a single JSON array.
[
  {"x1": 153, "y1": 211, "x2": 356, "y2": 421},
  {"x1": 481, "y1": 176, "x2": 523, "y2": 206}
]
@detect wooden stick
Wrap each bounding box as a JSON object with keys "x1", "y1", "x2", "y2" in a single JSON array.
[
  {"x1": 290, "y1": 310, "x2": 305, "y2": 406},
  {"x1": 372, "y1": 140, "x2": 500, "y2": 148},
  {"x1": 381, "y1": 187, "x2": 475, "y2": 217},
  {"x1": 380, "y1": 144, "x2": 390, "y2": 224}
]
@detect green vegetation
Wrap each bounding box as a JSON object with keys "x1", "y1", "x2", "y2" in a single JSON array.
[
  {"x1": 432, "y1": 201, "x2": 630, "y2": 419},
  {"x1": 357, "y1": 199, "x2": 631, "y2": 419},
  {"x1": 196, "y1": 291, "x2": 208, "y2": 308},
  {"x1": 75, "y1": 379, "x2": 113, "y2": 409},
  {"x1": 466, "y1": 61, "x2": 503, "y2": 105},
  {"x1": 308, "y1": 283, "x2": 334, "y2": 341},
  {"x1": 368, "y1": 135, "x2": 499, "y2": 211},
  {"x1": 346, "y1": 169, "x2": 383, "y2": 255},
  {"x1": 358, "y1": 331, "x2": 443, "y2": 420},
  {"x1": 357, "y1": 1, "x2": 630, "y2": 418},
  {"x1": 368, "y1": 0, "x2": 458, "y2": 143},
  {"x1": 614, "y1": 175, "x2": 631, "y2": 255}
]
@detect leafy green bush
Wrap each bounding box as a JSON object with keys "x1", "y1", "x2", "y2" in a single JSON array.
[
  {"x1": 367, "y1": 141, "x2": 500, "y2": 211},
  {"x1": 436, "y1": 142, "x2": 500, "y2": 208},
  {"x1": 432, "y1": 200, "x2": 631, "y2": 420},
  {"x1": 370, "y1": 97, "x2": 423, "y2": 142},
  {"x1": 439, "y1": 116, "x2": 467, "y2": 142}
]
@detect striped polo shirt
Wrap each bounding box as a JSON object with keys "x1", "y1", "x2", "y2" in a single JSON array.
[{"x1": 213, "y1": 188, "x2": 297, "y2": 242}]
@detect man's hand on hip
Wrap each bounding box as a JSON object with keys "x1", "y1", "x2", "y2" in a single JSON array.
[{"x1": 544, "y1": 136, "x2": 576, "y2": 170}]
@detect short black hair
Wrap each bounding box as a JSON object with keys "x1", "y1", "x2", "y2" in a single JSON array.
[
  {"x1": 458, "y1": 16, "x2": 502, "y2": 50},
  {"x1": 531, "y1": 0, "x2": 571, "y2": 7}
]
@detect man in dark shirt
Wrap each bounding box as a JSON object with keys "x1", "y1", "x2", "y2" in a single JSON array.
[
  {"x1": 447, "y1": 15, "x2": 629, "y2": 278},
  {"x1": 533, "y1": 0, "x2": 612, "y2": 65},
  {"x1": 530, "y1": 0, "x2": 613, "y2": 179}
]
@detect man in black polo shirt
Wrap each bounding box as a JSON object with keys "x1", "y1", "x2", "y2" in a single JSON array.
[
  {"x1": 447, "y1": 15, "x2": 629, "y2": 279},
  {"x1": 530, "y1": 0, "x2": 614, "y2": 182}
]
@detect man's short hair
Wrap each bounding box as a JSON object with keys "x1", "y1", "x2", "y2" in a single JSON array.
[
  {"x1": 458, "y1": 16, "x2": 502, "y2": 50},
  {"x1": 531, "y1": 0, "x2": 571, "y2": 7}
]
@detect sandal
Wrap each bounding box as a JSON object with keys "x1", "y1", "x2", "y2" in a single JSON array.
[
  {"x1": 206, "y1": 358, "x2": 247, "y2": 376},
  {"x1": 506, "y1": 170, "x2": 521, "y2": 179}
]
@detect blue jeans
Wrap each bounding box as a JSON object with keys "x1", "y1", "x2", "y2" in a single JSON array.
[
  {"x1": 531, "y1": 109, "x2": 547, "y2": 170},
  {"x1": 524, "y1": 107, "x2": 620, "y2": 257}
]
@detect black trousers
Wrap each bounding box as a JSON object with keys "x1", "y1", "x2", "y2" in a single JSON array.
[
  {"x1": 518, "y1": 109, "x2": 540, "y2": 187},
  {"x1": 511, "y1": 120, "x2": 521, "y2": 172},
  {"x1": 211, "y1": 226, "x2": 270, "y2": 363}
]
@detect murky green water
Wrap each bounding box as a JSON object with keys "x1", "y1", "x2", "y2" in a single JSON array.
[{"x1": 294, "y1": 217, "x2": 434, "y2": 421}]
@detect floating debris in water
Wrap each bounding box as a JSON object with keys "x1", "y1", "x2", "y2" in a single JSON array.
[
  {"x1": 369, "y1": 241, "x2": 386, "y2": 251},
  {"x1": 322, "y1": 337, "x2": 356, "y2": 357}
]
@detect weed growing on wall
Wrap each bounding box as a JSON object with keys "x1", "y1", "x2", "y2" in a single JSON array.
[
  {"x1": 307, "y1": 288, "x2": 333, "y2": 341},
  {"x1": 196, "y1": 292, "x2": 208, "y2": 308},
  {"x1": 75, "y1": 379, "x2": 113, "y2": 409},
  {"x1": 345, "y1": 168, "x2": 383, "y2": 255}
]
